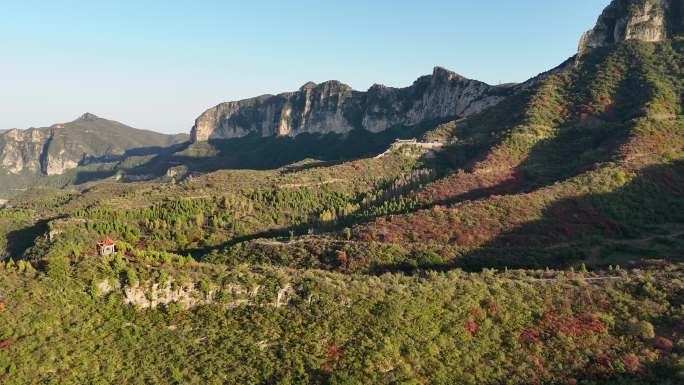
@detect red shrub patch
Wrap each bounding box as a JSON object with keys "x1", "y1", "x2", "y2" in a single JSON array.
[
  {"x1": 335, "y1": 251, "x2": 348, "y2": 266},
  {"x1": 321, "y1": 345, "x2": 345, "y2": 374},
  {"x1": 350, "y1": 256, "x2": 369, "y2": 266},
  {"x1": 0, "y1": 338, "x2": 16, "y2": 350},
  {"x1": 519, "y1": 329, "x2": 542, "y2": 344},
  {"x1": 381, "y1": 232, "x2": 398, "y2": 243},
  {"x1": 326, "y1": 345, "x2": 345, "y2": 361},
  {"x1": 592, "y1": 354, "x2": 613, "y2": 375},
  {"x1": 465, "y1": 321, "x2": 478, "y2": 334},
  {"x1": 539, "y1": 312, "x2": 607, "y2": 337},
  {"x1": 654, "y1": 337, "x2": 673, "y2": 352},
  {"x1": 357, "y1": 233, "x2": 373, "y2": 242},
  {"x1": 622, "y1": 354, "x2": 642, "y2": 373}
]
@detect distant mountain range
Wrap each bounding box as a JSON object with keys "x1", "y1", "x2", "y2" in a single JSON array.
[
  {"x1": 0, "y1": 69, "x2": 517, "y2": 196},
  {"x1": 0, "y1": 113, "x2": 188, "y2": 197},
  {"x1": 0, "y1": 113, "x2": 187, "y2": 176}
]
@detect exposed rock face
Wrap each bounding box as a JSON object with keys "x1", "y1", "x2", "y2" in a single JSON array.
[
  {"x1": 0, "y1": 113, "x2": 188, "y2": 176},
  {"x1": 118, "y1": 279, "x2": 297, "y2": 310},
  {"x1": 0, "y1": 128, "x2": 47, "y2": 174},
  {"x1": 578, "y1": 0, "x2": 682, "y2": 54},
  {"x1": 191, "y1": 67, "x2": 505, "y2": 142}
]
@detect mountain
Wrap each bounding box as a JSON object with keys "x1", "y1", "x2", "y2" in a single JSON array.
[
  {"x1": 0, "y1": 113, "x2": 188, "y2": 177},
  {"x1": 4, "y1": 1, "x2": 684, "y2": 384},
  {"x1": 354, "y1": 0, "x2": 684, "y2": 268},
  {"x1": 191, "y1": 67, "x2": 509, "y2": 142},
  {"x1": 578, "y1": 0, "x2": 683, "y2": 54}
]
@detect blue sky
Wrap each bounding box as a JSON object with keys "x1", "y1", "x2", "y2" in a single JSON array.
[{"x1": 1, "y1": 0, "x2": 610, "y2": 134}]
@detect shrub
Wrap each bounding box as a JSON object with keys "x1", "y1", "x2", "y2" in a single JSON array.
[
  {"x1": 654, "y1": 337, "x2": 674, "y2": 352},
  {"x1": 123, "y1": 267, "x2": 138, "y2": 287},
  {"x1": 628, "y1": 320, "x2": 656, "y2": 339},
  {"x1": 46, "y1": 256, "x2": 70, "y2": 280},
  {"x1": 416, "y1": 251, "x2": 444, "y2": 268}
]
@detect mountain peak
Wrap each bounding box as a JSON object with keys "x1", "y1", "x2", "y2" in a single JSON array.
[
  {"x1": 432, "y1": 66, "x2": 454, "y2": 76},
  {"x1": 299, "y1": 81, "x2": 317, "y2": 91},
  {"x1": 578, "y1": 0, "x2": 681, "y2": 55},
  {"x1": 76, "y1": 112, "x2": 100, "y2": 121}
]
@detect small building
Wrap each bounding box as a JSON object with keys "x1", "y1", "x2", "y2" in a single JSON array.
[
  {"x1": 97, "y1": 239, "x2": 116, "y2": 256},
  {"x1": 394, "y1": 138, "x2": 418, "y2": 144}
]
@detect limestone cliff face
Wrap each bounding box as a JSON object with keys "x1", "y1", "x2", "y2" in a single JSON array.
[
  {"x1": 578, "y1": 0, "x2": 683, "y2": 54},
  {"x1": 0, "y1": 113, "x2": 188, "y2": 176},
  {"x1": 0, "y1": 128, "x2": 48, "y2": 174},
  {"x1": 191, "y1": 67, "x2": 505, "y2": 142}
]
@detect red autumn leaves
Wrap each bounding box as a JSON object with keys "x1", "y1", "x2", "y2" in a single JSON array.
[
  {"x1": 520, "y1": 312, "x2": 608, "y2": 343},
  {"x1": 465, "y1": 321, "x2": 478, "y2": 334}
]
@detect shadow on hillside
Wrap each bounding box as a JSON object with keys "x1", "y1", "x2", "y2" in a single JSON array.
[
  {"x1": 122, "y1": 121, "x2": 449, "y2": 177},
  {"x1": 423, "y1": 45, "x2": 658, "y2": 209},
  {"x1": 175, "y1": 122, "x2": 637, "y2": 263},
  {"x1": 177, "y1": 160, "x2": 684, "y2": 273},
  {"x1": 5, "y1": 219, "x2": 51, "y2": 258},
  {"x1": 280, "y1": 160, "x2": 339, "y2": 174},
  {"x1": 79, "y1": 143, "x2": 189, "y2": 166},
  {"x1": 456, "y1": 160, "x2": 684, "y2": 271},
  {"x1": 445, "y1": 122, "x2": 632, "y2": 204},
  {"x1": 73, "y1": 169, "x2": 119, "y2": 185}
]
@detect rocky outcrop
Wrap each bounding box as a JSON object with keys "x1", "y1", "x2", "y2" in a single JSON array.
[
  {"x1": 115, "y1": 279, "x2": 297, "y2": 310},
  {"x1": 0, "y1": 113, "x2": 188, "y2": 176},
  {"x1": 578, "y1": 0, "x2": 682, "y2": 54},
  {"x1": 191, "y1": 67, "x2": 506, "y2": 142},
  {"x1": 0, "y1": 128, "x2": 47, "y2": 174}
]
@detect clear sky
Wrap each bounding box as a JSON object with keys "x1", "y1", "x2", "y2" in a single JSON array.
[{"x1": 1, "y1": 0, "x2": 610, "y2": 134}]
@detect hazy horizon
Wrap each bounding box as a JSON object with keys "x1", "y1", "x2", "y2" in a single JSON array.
[{"x1": 2, "y1": 0, "x2": 609, "y2": 134}]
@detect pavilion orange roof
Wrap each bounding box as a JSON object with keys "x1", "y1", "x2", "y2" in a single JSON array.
[{"x1": 98, "y1": 238, "x2": 115, "y2": 246}]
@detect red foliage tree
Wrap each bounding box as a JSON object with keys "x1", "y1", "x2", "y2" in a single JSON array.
[
  {"x1": 622, "y1": 354, "x2": 642, "y2": 373},
  {"x1": 321, "y1": 345, "x2": 345, "y2": 374},
  {"x1": 465, "y1": 321, "x2": 478, "y2": 334},
  {"x1": 335, "y1": 251, "x2": 348, "y2": 267},
  {"x1": 519, "y1": 329, "x2": 542, "y2": 344},
  {"x1": 538, "y1": 312, "x2": 608, "y2": 337},
  {"x1": 0, "y1": 338, "x2": 15, "y2": 350},
  {"x1": 654, "y1": 337, "x2": 673, "y2": 352}
]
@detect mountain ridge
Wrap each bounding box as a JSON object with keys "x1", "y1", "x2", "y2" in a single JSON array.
[
  {"x1": 0, "y1": 114, "x2": 188, "y2": 177},
  {"x1": 190, "y1": 66, "x2": 509, "y2": 142}
]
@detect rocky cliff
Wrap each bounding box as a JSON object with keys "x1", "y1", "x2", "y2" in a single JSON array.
[
  {"x1": 0, "y1": 113, "x2": 188, "y2": 176},
  {"x1": 191, "y1": 67, "x2": 506, "y2": 142},
  {"x1": 578, "y1": 0, "x2": 683, "y2": 54}
]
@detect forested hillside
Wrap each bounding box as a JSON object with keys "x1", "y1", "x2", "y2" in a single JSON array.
[{"x1": 2, "y1": 0, "x2": 684, "y2": 383}]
